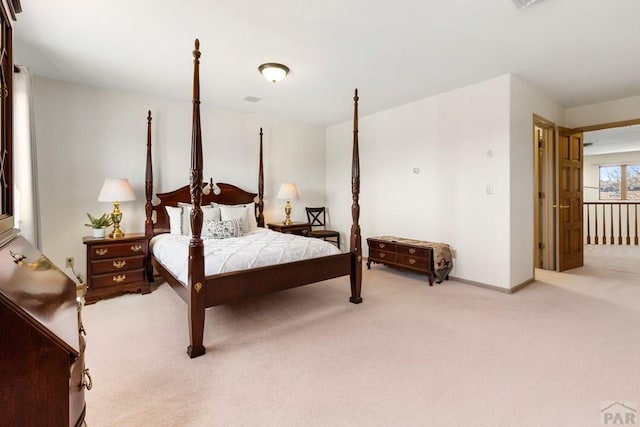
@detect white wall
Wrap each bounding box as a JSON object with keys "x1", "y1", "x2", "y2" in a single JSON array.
[
  {"x1": 32, "y1": 76, "x2": 326, "y2": 278},
  {"x1": 326, "y1": 75, "x2": 565, "y2": 290},
  {"x1": 566, "y1": 95, "x2": 640, "y2": 128},
  {"x1": 509, "y1": 76, "x2": 565, "y2": 285},
  {"x1": 327, "y1": 76, "x2": 514, "y2": 288}
]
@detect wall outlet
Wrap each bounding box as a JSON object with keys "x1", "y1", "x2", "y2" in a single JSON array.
[
  {"x1": 65, "y1": 257, "x2": 74, "y2": 268},
  {"x1": 451, "y1": 249, "x2": 457, "y2": 259}
]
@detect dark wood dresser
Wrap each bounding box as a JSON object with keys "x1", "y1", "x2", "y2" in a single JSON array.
[
  {"x1": 367, "y1": 236, "x2": 436, "y2": 285},
  {"x1": 83, "y1": 233, "x2": 152, "y2": 304},
  {"x1": 0, "y1": 234, "x2": 89, "y2": 427},
  {"x1": 0, "y1": 3, "x2": 87, "y2": 425}
]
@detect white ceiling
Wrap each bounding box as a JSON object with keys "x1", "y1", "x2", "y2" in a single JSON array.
[{"x1": 12, "y1": 0, "x2": 640, "y2": 126}]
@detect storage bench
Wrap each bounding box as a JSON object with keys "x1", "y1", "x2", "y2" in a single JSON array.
[{"x1": 366, "y1": 236, "x2": 452, "y2": 285}]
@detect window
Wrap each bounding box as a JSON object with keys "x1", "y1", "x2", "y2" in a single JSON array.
[
  {"x1": 599, "y1": 164, "x2": 640, "y2": 200},
  {"x1": 628, "y1": 164, "x2": 640, "y2": 199}
]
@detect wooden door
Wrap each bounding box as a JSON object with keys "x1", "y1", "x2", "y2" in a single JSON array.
[{"x1": 556, "y1": 128, "x2": 584, "y2": 271}]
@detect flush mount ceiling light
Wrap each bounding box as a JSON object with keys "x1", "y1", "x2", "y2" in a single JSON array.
[
  {"x1": 258, "y1": 63, "x2": 289, "y2": 83},
  {"x1": 511, "y1": 0, "x2": 542, "y2": 9}
]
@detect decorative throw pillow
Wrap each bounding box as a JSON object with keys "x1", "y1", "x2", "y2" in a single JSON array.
[
  {"x1": 219, "y1": 205, "x2": 251, "y2": 233},
  {"x1": 203, "y1": 218, "x2": 243, "y2": 240},
  {"x1": 177, "y1": 203, "x2": 221, "y2": 236},
  {"x1": 165, "y1": 206, "x2": 183, "y2": 235},
  {"x1": 213, "y1": 202, "x2": 258, "y2": 231}
]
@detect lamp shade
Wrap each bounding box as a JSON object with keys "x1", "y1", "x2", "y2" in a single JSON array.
[
  {"x1": 97, "y1": 178, "x2": 136, "y2": 202},
  {"x1": 276, "y1": 182, "x2": 299, "y2": 200},
  {"x1": 258, "y1": 63, "x2": 289, "y2": 83}
]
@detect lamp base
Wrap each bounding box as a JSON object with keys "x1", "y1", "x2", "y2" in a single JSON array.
[
  {"x1": 283, "y1": 200, "x2": 292, "y2": 225},
  {"x1": 109, "y1": 202, "x2": 125, "y2": 239},
  {"x1": 109, "y1": 228, "x2": 125, "y2": 239}
]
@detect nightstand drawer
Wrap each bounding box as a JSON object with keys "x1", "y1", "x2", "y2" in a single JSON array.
[
  {"x1": 91, "y1": 255, "x2": 146, "y2": 275},
  {"x1": 91, "y1": 240, "x2": 147, "y2": 258},
  {"x1": 283, "y1": 226, "x2": 309, "y2": 235},
  {"x1": 90, "y1": 269, "x2": 146, "y2": 289},
  {"x1": 266, "y1": 222, "x2": 311, "y2": 236}
]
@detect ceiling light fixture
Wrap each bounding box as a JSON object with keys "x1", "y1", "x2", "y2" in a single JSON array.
[
  {"x1": 258, "y1": 63, "x2": 289, "y2": 83},
  {"x1": 511, "y1": 0, "x2": 541, "y2": 10}
]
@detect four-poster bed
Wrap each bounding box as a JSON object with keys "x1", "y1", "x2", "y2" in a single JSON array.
[{"x1": 145, "y1": 39, "x2": 363, "y2": 358}]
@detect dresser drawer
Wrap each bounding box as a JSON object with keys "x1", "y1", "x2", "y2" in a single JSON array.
[
  {"x1": 90, "y1": 269, "x2": 146, "y2": 289},
  {"x1": 91, "y1": 255, "x2": 145, "y2": 275},
  {"x1": 369, "y1": 240, "x2": 396, "y2": 252},
  {"x1": 370, "y1": 249, "x2": 396, "y2": 263},
  {"x1": 396, "y1": 245, "x2": 430, "y2": 259},
  {"x1": 90, "y1": 240, "x2": 147, "y2": 258},
  {"x1": 397, "y1": 254, "x2": 430, "y2": 270}
]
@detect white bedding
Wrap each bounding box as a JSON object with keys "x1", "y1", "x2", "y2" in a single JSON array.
[{"x1": 150, "y1": 227, "x2": 342, "y2": 284}]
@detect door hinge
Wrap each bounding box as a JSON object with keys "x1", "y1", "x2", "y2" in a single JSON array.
[
  {"x1": 539, "y1": 191, "x2": 545, "y2": 199},
  {"x1": 538, "y1": 242, "x2": 545, "y2": 249}
]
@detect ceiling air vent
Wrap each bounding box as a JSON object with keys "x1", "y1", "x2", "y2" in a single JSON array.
[
  {"x1": 511, "y1": 0, "x2": 542, "y2": 10},
  {"x1": 243, "y1": 96, "x2": 262, "y2": 103}
]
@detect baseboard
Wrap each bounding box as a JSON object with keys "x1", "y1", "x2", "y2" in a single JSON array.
[
  {"x1": 450, "y1": 276, "x2": 535, "y2": 294},
  {"x1": 509, "y1": 277, "x2": 535, "y2": 293}
]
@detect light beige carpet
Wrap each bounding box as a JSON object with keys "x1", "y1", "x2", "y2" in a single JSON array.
[{"x1": 82, "y1": 247, "x2": 640, "y2": 426}]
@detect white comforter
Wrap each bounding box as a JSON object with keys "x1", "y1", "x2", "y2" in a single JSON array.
[{"x1": 150, "y1": 227, "x2": 342, "y2": 284}]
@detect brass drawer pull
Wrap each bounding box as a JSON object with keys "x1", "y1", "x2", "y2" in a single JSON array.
[
  {"x1": 379, "y1": 252, "x2": 385, "y2": 258},
  {"x1": 113, "y1": 260, "x2": 127, "y2": 269},
  {"x1": 95, "y1": 248, "x2": 108, "y2": 256},
  {"x1": 113, "y1": 274, "x2": 126, "y2": 283},
  {"x1": 82, "y1": 368, "x2": 93, "y2": 390},
  {"x1": 409, "y1": 248, "x2": 416, "y2": 254},
  {"x1": 409, "y1": 258, "x2": 416, "y2": 265},
  {"x1": 131, "y1": 245, "x2": 143, "y2": 252},
  {"x1": 378, "y1": 243, "x2": 385, "y2": 249}
]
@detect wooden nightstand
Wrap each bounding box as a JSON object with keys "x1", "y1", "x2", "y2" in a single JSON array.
[
  {"x1": 267, "y1": 222, "x2": 311, "y2": 236},
  {"x1": 82, "y1": 233, "x2": 152, "y2": 304}
]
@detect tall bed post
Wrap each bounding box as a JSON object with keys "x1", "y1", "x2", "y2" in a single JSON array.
[
  {"x1": 144, "y1": 110, "x2": 153, "y2": 238},
  {"x1": 349, "y1": 89, "x2": 363, "y2": 304},
  {"x1": 187, "y1": 39, "x2": 206, "y2": 358},
  {"x1": 144, "y1": 110, "x2": 154, "y2": 282},
  {"x1": 257, "y1": 127, "x2": 265, "y2": 227}
]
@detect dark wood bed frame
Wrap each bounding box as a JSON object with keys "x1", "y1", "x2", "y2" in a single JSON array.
[{"x1": 144, "y1": 39, "x2": 363, "y2": 358}]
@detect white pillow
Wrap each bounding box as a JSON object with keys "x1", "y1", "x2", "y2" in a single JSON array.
[
  {"x1": 177, "y1": 203, "x2": 221, "y2": 236},
  {"x1": 219, "y1": 205, "x2": 250, "y2": 233},
  {"x1": 212, "y1": 202, "x2": 258, "y2": 231},
  {"x1": 203, "y1": 218, "x2": 243, "y2": 240},
  {"x1": 165, "y1": 206, "x2": 183, "y2": 235}
]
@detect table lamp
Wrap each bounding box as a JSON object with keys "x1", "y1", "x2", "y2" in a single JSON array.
[
  {"x1": 98, "y1": 178, "x2": 136, "y2": 238},
  {"x1": 277, "y1": 182, "x2": 299, "y2": 225}
]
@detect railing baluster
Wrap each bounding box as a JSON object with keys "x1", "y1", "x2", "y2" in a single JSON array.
[
  {"x1": 610, "y1": 203, "x2": 614, "y2": 244},
  {"x1": 602, "y1": 204, "x2": 607, "y2": 245},
  {"x1": 586, "y1": 204, "x2": 591, "y2": 244},
  {"x1": 594, "y1": 204, "x2": 599, "y2": 244},
  {"x1": 626, "y1": 204, "x2": 630, "y2": 245},
  {"x1": 634, "y1": 203, "x2": 638, "y2": 245},
  {"x1": 583, "y1": 202, "x2": 640, "y2": 246},
  {"x1": 618, "y1": 203, "x2": 622, "y2": 245}
]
